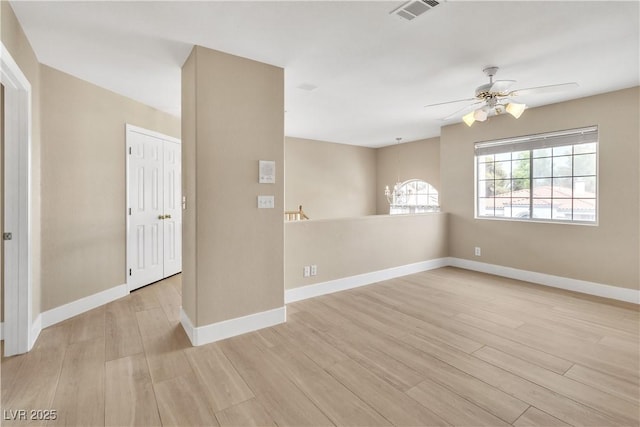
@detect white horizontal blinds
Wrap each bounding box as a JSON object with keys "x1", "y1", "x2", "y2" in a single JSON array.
[{"x1": 475, "y1": 126, "x2": 598, "y2": 156}]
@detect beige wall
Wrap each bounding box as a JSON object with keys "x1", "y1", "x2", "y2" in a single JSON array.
[
  {"x1": 285, "y1": 213, "x2": 448, "y2": 290},
  {"x1": 441, "y1": 87, "x2": 639, "y2": 290},
  {"x1": 40, "y1": 65, "x2": 180, "y2": 310},
  {"x1": 285, "y1": 137, "x2": 377, "y2": 219},
  {"x1": 182, "y1": 46, "x2": 284, "y2": 327},
  {"x1": 376, "y1": 137, "x2": 440, "y2": 215},
  {"x1": 1, "y1": 1, "x2": 42, "y2": 320}
]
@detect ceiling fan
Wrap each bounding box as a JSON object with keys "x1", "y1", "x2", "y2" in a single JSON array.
[{"x1": 425, "y1": 66, "x2": 578, "y2": 126}]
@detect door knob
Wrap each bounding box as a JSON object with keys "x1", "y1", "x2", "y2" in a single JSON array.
[
  {"x1": 165, "y1": 214, "x2": 172, "y2": 219},
  {"x1": 158, "y1": 215, "x2": 165, "y2": 220}
]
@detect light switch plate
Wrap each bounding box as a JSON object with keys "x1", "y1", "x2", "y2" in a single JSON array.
[{"x1": 257, "y1": 195, "x2": 275, "y2": 209}]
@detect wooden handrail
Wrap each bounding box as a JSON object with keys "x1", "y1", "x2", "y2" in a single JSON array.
[{"x1": 285, "y1": 205, "x2": 309, "y2": 221}]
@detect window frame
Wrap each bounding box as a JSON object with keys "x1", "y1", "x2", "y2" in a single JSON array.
[
  {"x1": 389, "y1": 179, "x2": 440, "y2": 215},
  {"x1": 474, "y1": 126, "x2": 599, "y2": 226}
]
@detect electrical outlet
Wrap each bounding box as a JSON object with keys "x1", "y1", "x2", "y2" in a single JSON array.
[
  {"x1": 303, "y1": 266, "x2": 311, "y2": 277},
  {"x1": 474, "y1": 247, "x2": 481, "y2": 256},
  {"x1": 310, "y1": 265, "x2": 317, "y2": 276}
]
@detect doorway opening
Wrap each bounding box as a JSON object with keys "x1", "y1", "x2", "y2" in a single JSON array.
[{"x1": 126, "y1": 124, "x2": 182, "y2": 292}]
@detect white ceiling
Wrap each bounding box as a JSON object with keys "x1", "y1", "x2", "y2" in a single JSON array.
[{"x1": 10, "y1": 1, "x2": 639, "y2": 147}]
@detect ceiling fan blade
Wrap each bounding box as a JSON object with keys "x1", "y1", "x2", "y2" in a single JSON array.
[
  {"x1": 441, "y1": 101, "x2": 484, "y2": 121},
  {"x1": 509, "y1": 82, "x2": 579, "y2": 97},
  {"x1": 489, "y1": 80, "x2": 516, "y2": 94},
  {"x1": 424, "y1": 98, "x2": 476, "y2": 108}
]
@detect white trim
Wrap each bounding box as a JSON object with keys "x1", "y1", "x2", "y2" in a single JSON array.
[
  {"x1": 30, "y1": 314, "x2": 41, "y2": 349},
  {"x1": 0, "y1": 322, "x2": 3, "y2": 340},
  {"x1": 20, "y1": 255, "x2": 632, "y2": 349},
  {"x1": 285, "y1": 257, "x2": 638, "y2": 305},
  {"x1": 179, "y1": 308, "x2": 196, "y2": 345},
  {"x1": 448, "y1": 257, "x2": 639, "y2": 304},
  {"x1": 180, "y1": 306, "x2": 287, "y2": 347},
  {"x1": 40, "y1": 284, "x2": 128, "y2": 329},
  {"x1": 285, "y1": 258, "x2": 449, "y2": 304},
  {"x1": 1, "y1": 42, "x2": 33, "y2": 356},
  {"x1": 126, "y1": 123, "x2": 180, "y2": 145}
]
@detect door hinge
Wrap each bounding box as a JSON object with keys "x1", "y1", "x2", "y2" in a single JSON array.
[
  {"x1": 129, "y1": 208, "x2": 132, "y2": 215},
  {"x1": 129, "y1": 268, "x2": 132, "y2": 276},
  {"x1": 128, "y1": 147, "x2": 132, "y2": 155},
  {"x1": 2, "y1": 232, "x2": 12, "y2": 241}
]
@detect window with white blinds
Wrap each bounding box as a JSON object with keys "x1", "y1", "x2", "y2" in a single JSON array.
[{"x1": 475, "y1": 126, "x2": 598, "y2": 223}]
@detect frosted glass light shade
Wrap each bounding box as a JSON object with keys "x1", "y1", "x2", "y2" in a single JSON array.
[
  {"x1": 474, "y1": 108, "x2": 488, "y2": 122},
  {"x1": 462, "y1": 111, "x2": 476, "y2": 126},
  {"x1": 506, "y1": 102, "x2": 526, "y2": 118}
]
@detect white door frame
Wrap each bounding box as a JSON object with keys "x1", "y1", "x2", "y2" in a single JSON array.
[
  {"x1": 125, "y1": 124, "x2": 180, "y2": 292},
  {"x1": 1, "y1": 42, "x2": 33, "y2": 356}
]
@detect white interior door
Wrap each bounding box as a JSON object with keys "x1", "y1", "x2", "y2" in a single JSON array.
[
  {"x1": 128, "y1": 130, "x2": 165, "y2": 290},
  {"x1": 162, "y1": 141, "x2": 182, "y2": 277},
  {"x1": 127, "y1": 125, "x2": 182, "y2": 291}
]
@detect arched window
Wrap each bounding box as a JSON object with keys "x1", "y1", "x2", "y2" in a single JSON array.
[{"x1": 390, "y1": 179, "x2": 440, "y2": 214}]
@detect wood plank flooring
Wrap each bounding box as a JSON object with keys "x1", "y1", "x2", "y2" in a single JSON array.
[{"x1": 1, "y1": 268, "x2": 638, "y2": 426}]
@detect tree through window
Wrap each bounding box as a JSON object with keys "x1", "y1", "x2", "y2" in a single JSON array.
[{"x1": 475, "y1": 126, "x2": 598, "y2": 223}]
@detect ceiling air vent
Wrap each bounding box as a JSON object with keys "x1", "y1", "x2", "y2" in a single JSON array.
[{"x1": 390, "y1": 0, "x2": 441, "y2": 21}]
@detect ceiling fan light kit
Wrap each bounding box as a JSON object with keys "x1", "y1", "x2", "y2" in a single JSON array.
[
  {"x1": 462, "y1": 111, "x2": 476, "y2": 127},
  {"x1": 474, "y1": 108, "x2": 489, "y2": 122},
  {"x1": 425, "y1": 66, "x2": 578, "y2": 127},
  {"x1": 463, "y1": 101, "x2": 526, "y2": 127},
  {"x1": 505, "y1": 102, "x2": 526, "y2": 119},
  {"x1": 462, "y1": 67, "x2": 526, "y2": 126}
]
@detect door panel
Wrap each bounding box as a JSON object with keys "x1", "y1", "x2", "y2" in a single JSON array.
[
  {"x1": 163, "y1": 141, "x2": 182, "y2": 276},
  {"x1": 128, "y1": 131, "x2": 164, "y2": 290}
]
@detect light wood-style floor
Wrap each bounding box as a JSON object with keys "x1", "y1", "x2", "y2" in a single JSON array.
[{"x1": 2, "y1": 267, "x2": 639, "y2": 426}]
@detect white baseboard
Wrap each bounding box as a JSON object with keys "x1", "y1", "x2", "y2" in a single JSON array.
[
  {"x1": 30, "y1": 314, "x2": 42, "y2": 350},
  {"x1": 14, "y1": 257, "x2": 636, "y2": 354},
  {"x1": 1, "y1": 317, "x2": 41, "y2": 350},
  {"x1": 285, "y1": 257, "x2": 638, "y2": 305},
  {"x1": 40, "y1": 283, "x2": 128, "y2": 329},
  {"x1": 285, "y1": 258, "x2": 449, "y2": 304},
  {"x1": 180, "y1": 306, "x2": 287, "y2": 347},
  {"x1": 448, "y1": 257, "x2": 639, "y2": 304},
  {"x1": 180, "y1": 308, "x2": 196, "y2": 345}
]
